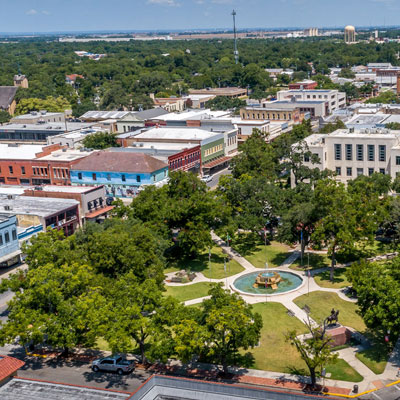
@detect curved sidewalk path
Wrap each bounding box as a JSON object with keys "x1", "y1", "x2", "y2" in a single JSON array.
[{"x1": 164, "y1": 233, "x2": 400, "y2": 391}]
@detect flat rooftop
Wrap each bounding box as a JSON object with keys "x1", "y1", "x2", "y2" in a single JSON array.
[
  {"x1": 151, "y1": 109, "x2": 230, "y2": 121},
  {"x1": 189, "y1": 87, "x2": 247, "y2": 95},
  {"x1": 0, "y1": 122, "x2": 95, "y2": 132},
  {"x1": 11, "y1": 112, "x2": 63, "y2": 120},
  {"x1": 40, "y1": 185, "x2": 103, "y2": 194},
  {"x1": 38, "y1": 148, "x2": 94, "y2": 161},
  {"x1": 119, "y1": 142, "x2": 199, "y2": 151},
  {"x1": 0, "y1": 143, "x2": 45, "y2": 160},
  {"x1": 0, "y1": 378, "x2": 130, "y2": 400},
  {"x1": 132, "y1": 127, "x2": 222, "y2": 141},
  {"x1": 0, "y1": 195, "x2": 79, "y2": 217}
]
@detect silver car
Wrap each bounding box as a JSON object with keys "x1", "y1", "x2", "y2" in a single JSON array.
[{"x1": 92, "y1": 355, "x2": 135, "y2": 375}]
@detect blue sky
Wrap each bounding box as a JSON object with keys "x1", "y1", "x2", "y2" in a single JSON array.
[{"x1": 2, "y1": 0, "x2": 400, "y2": 33}]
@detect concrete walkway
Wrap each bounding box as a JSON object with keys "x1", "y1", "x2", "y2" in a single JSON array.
[{"x1": 164, "y1": 233, "x2": 400, "y2": 392}]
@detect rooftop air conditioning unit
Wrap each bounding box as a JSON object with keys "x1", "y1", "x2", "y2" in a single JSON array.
[
  {"x1": 4, "y1": 205, "x2": 12, "y2": 211},
  {"x1": 7, "y1": 194, "x2": 14, "y2": 200},
  {"x1": 62, "y1": 148, "x2": 67, "y2": 152}
]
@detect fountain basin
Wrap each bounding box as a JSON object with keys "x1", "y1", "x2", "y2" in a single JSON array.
[{"x1": 232, "y1": 270, "x2": 304, "y2": 297}]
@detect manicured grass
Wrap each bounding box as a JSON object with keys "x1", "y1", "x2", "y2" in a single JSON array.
[
  {"x1": 166, "y1": 246, "x2": 244, "y2": 279},
  {"x1": 314, "y1": 268, "x2": 351, "y2": 289},
  {"x1": 250, "y1": 303, "x2": 309, "y2": 373},
  {"x1": 231, "y1": 233, "x2": 291, "y2": 269},
  {"x1": 294, "y1": 291, "x2": 366, "y2": 332},
  {"x1": 356, "y1": 345, "x2": 389, "y2": 374},
  {"x1": 290, "y1": 253, "x2": 331, "y2": 271},
  {"x1": 249, "y1": 303, "x2": 363, "y2": 381},
  {"x1": 164, "y1": 282, "x2": 214, "y2": 303},
  {"x1": 235, "y1": 242, "x2": 291, "y2": 269},
  {"x1": 325, "y1": 358, "x2": 363, "y2": 382}
]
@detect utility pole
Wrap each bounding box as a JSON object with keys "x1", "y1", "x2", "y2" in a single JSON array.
[{"x1": 232, "y1": 10, "x2": 239, "y2": 65}]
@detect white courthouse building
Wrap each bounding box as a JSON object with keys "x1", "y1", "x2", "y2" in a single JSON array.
[{"x1": 294, "y1": 129, "x2": 400, "y2": 185}]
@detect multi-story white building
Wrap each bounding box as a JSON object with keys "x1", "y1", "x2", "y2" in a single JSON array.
[
  {"x1": 276, "y1": 89, "x2": 346, "y2": 114},
  {"x1": 294, "y1": 128, "x2": 400, "y2": 185}
]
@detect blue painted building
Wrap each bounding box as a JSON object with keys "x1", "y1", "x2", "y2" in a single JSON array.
[
  {"x1": 0, "y1": 214, "x2": 21, "y2": 267},
  {"x1": 70, "y1": 150, "x2": 169, "y2": 197}
]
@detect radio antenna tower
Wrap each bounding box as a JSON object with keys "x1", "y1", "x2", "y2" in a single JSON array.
[{"x1": 232, "y1": 9, "x2": 239, "y2": 64}]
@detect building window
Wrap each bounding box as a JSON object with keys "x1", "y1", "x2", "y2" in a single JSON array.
[
  {"x1": 304, "y1": 154, "x2": 310, "y2": 162},
  {"x1": 164, "y1": 170, "x2": 167, "y2": 177},
  {"x1": 368, "y1": 145, "x2": 375, "y2": 161},
  {"x1": 368, "y1": 168, "x2": 374, "y2": 176},
  {"x1": 346, "y1": 167, "x2": 352, "y2": 176},
  {"x1": 107, "y1": 173, "x2": 111, "y2": 181},
  {"x1": 356, "y1": 144, "x2": 364, "y2": 161},
  {"x1": 335, "y1": 167, "x2": 341, "y2": 176},
  {"x1": 8, "y1": 166, "x2": 13, "y2": 174},
  {"x1": 345, "y1": 144, "x2": 352, "y2": 161},
  {"x1": 380, "y1": 168, "x2": 385, "y2": 174},
  {"x1": 121, "y1": 174, "x2": 126, "y2": 182},
  {"x1": 0, "y1": 234, "x2": 2, "y2": 246},
  {"x1": 334, "y1": 144, "x2": 342, "y2": 160},
  {"x1": 78, "y1": 172, "x2": 82, "y2": 180},
  {"x1": 136, "y1": 175, "x2": 141, "y2": 183},
  {"x1": 152, "y1": 175, "x2": 156, "y2": 182},
  {"x1": 396, "y1": 156, "x2": 400, "y2": 166},
  {"x1": 357, "y1": 168, "x2": 363, "y2": 176},
  {"x1": 92, "y1": 173, "x2": 97, "y2": 181},
  {"x1": 21, "y1": 166, "x2": 25, "y2": 175},
  {"x1": 12, "y1": 229, "x2": 17, "y2": 241},
  {"x1": 379, "y1": 145, "x2": 386, "y2": 162},
  {"x1": 4, "y1": 232, "x2": 9, "y2": 243}
]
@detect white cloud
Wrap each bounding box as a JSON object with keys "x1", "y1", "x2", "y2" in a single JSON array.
[
  {"x1": 26, "y1": 9, "x2": 38, "y2": 15},
  {"x1": 42, "y1": 10, "x2": 51, "y2": 15},
  {"x1": 147, "y1": 0, "x2": 180, "y2": 6}
]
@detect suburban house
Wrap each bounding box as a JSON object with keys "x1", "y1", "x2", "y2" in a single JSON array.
[{"x1": 70, "y1": 151, "x2": 169, "y2": 197}]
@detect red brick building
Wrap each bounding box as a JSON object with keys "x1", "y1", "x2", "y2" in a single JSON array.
[
  {"x1": 288, "y1": 80, "x2": 318, "y2": 90},
  {"x1": 0, "y1": 144, "x2": 93, "y2": 186}
]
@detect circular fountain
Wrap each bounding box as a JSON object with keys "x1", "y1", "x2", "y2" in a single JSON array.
[{"x1": 232, "y1": 270, "x2": 304, "y2": 297}]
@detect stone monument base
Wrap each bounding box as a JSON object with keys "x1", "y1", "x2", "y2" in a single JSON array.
[{"x1": 327, "y1": 326, "x2": 352, "y2": 347}]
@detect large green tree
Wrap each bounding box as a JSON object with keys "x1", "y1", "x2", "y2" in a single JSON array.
[{"x1": 0, "y1": 262, "x2": 103, "y2": 355}]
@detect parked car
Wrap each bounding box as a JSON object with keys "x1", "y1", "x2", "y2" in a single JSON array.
[
  {"x1": 92, "y1": 355, "x2": 135, "y2": 375},
  {"x1": 200, "y1": 175, "x2": 212, "y2": 183}
]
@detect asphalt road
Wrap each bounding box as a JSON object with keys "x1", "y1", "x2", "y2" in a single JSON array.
[
  {"x1": 206, "y1": 167, "x2": 231, "y2": 189},
  {"x1": 0, "y1": 344, "x2": 152, "y2": 392}
]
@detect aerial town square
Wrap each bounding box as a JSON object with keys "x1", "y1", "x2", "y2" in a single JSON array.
[{"x1": 3, "y1": 1, "x2": 400, "y2": 399}]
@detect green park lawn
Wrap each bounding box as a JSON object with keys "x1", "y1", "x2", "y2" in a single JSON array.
[
  {"x1": 165, "y1": 246, "x2": 244, "y2": 279},
  {"x1": 249, "y1": 303, "x2": 362, "y2": 382},
  {"x1": 314, "y1": 268, "x2": 351, "y2": 289},
  {"x1": 290, "y1": 253, "x2": 330, "y2": 271},
  {"x1": 164, "y1": 282, "x2": 214, "y2": 303},
  {"x1": 231, "y1": 234, "x2": 291, "y2": 268},
  {"x1": 356, "y1": 345, "x2": 390, "y2": 374},
  {"x1": 294, "y1": 291, "x2": 366, "y2": 332}
]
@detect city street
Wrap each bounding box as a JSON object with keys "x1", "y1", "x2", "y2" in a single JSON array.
[
  {"x1": 0, "y1": 344, "x2": 152, "y2": 392},
  {"x1": 206, "y1": 167, "x2": 231, "y2": 189}
]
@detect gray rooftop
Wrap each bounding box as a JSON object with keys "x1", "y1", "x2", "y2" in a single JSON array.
[
  {"x1": 134, "y1": 108, "x2": 169, "y2": 120},
  {"x1": 0, "y1": 378, "x2": 130, "y2": 400},
  {"x1": 0, "y1": 195, "x2": 79, "y2": 217},
  {"x1": 0, "y1": 86, "x2": 17, "y2": 110}
]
